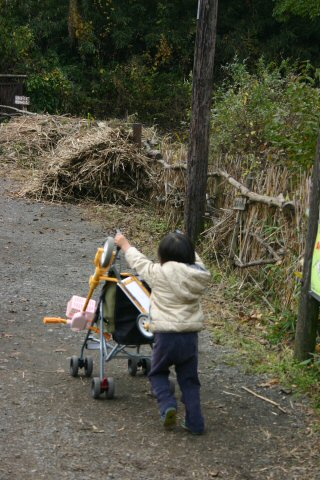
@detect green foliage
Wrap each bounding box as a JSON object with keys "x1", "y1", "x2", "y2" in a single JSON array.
[
  {"x1": 1, "y1": 0, "x2": 320, "y2": 126},
  {"x1": 27, "y1": 69, "x2": 73, "y2": 113},
  {"x1": 0, "y1": 23, "x2": 35, "y2": 72},
  {"x1": 210, "y1": 59, "x2": 320, "y2": 169},
  {"x1": 210, "y1": 311, "x2": 320, "y2": 411},
  {"x1": 216, "y1": 0, "x2": 320, "y2": 71},
  {"x1": 90, "y1": 0, "x2": 196, "y2": 69},
  {"x1": 273, "y1": 0, "x2": 320, "y2": 20},
  {"x1": 267, "y1": 309, "x2": 297, "y2": 344},
  {"x1": 266, "y1": 351, "x2": 320, "y2": 410},
  {"x1": 75, "y1": 58, "x2": 191, "y2": 126}
]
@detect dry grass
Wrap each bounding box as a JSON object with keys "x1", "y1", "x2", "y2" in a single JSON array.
[
  {"x1": 203, "y1": 157, "x2": 310, "y2": 310},
  {"x1": 21, "y1": 123, "x2": 154, "y2": 204},
  {"x1": 0, "y1": 114, "x2": 311, "y2": 310},
  {"x1": 0, "y1": 114, "x2": 88, "y2": 168}
]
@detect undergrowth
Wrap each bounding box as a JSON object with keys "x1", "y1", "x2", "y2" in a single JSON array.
[
  {"x1": 207, "y1": 264, "x2": 320, "y2": 416},
  {"x1": 210, "y1": 58, "x2": 320, "y2": 170}
]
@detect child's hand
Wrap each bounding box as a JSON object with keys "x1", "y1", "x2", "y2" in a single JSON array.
[{"x1": 115, "y1": 233, "x2": 131, "y2": 252}]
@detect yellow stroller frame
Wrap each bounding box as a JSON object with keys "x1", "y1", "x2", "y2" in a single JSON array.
[{"x1": 44, "y1": 237, "x2": 153, "y2": 399}]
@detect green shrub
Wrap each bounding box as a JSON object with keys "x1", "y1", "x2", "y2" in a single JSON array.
[
  {"x1": 90, "y1": 59, "x2": 191, "y2": 127},
  {"x1": 211, "y1": 59, "x2": 320, "y2": 169},
  {"x1": 0, "y1": 25, "x2": 35, "y2": 72},
  {"x1": 27, "y1": 69, "x2": 73, "y2": 113}
]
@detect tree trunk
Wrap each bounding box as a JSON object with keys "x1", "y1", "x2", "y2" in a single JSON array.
[
  {"x1": 184, "y1": 0, "x2": 218, "y2": 242},
  {"x1": 68, "y1": 0, "x2": 81, "y2": 44},
  {"x1": 294, "y1": 135, "x2": 320, "y2": 361}
]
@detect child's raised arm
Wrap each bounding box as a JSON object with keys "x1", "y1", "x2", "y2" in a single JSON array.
[
  {"x1": 115, "y1": 233, "x2": 131, "y2": 252},
  {"x1": 115, "y1": 233, "x2": 159, "y2": 287}
]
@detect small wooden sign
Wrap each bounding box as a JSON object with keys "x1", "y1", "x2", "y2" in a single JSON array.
[
  {"x1": 233, "y1": 196, "x2": 247, "y2": 211},
  {"x1": 15, "y1": 95, "x2": 30, "y2": 106}
]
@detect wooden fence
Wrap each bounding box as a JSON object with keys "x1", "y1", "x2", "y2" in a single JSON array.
[{"x1": 0, "y1": 74, "x2": 27, "y2": 116}]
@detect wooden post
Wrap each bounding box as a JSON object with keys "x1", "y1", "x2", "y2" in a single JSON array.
[
  {"x1": 294, "y1": 135, "x2": 320, "y2": 361},
  {"x1": 132, "y1": 123, "x2": 142, "y2": 149},
  {"x1": 229, "y1": 175, "x2": 253, "y2": 260},
  {"x1": 212, "y1": 175, "x2": 224, "y2": 210},
  {"x1": 184, "y1": 0, "x2": 218, "y2": 242}
]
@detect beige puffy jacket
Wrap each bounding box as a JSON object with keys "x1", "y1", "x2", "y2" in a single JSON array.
[{"x1": 125, "y1": 247, "x2": 211, "y2": 333}]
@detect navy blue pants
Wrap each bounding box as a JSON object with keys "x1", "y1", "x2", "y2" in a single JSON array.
[{"x1": 148, "y1": 332, "x2": 204, "y2": 433}]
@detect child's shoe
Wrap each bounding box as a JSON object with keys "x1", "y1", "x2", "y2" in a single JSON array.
[
  {"x1": 162, "y1": 407, "x2": 177, "y2": 428},
  {"x1": 181, "y1": 420, "x2": 204, "y2": 435}
]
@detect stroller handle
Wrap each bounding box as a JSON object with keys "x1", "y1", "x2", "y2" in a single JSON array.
[{"x1": 43, "y1": 317, "x2": 68, "y2": 325}]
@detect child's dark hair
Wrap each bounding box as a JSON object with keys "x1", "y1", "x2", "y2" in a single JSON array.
[{"x1": 158, "y1": 232, "x2": 195, "y2": 265}]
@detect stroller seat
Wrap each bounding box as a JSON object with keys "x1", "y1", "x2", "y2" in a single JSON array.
[{"x1": 101, "y1": 281, "x2": 153, "y2": 346}]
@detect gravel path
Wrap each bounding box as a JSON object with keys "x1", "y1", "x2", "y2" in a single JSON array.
[{"x1": 0, "y1": 176, "x2": 319, "y2": 480}]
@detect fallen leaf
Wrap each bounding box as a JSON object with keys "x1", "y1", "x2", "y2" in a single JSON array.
[
  {"x1": 249, "y1": 310, "x2": 263, "y2": 320},
  {"x1": 209, "y1": 471, "x2": 220, "y2": 478},
  {"x1": 258, "y1": 378, "x2": 279, "y2": 388},
  {"x1": 92, "y1": 425, "x2": 105, "y2": 433},
  {"x1": 280, "y1": 387, "x2": 292, "y2": 395}
]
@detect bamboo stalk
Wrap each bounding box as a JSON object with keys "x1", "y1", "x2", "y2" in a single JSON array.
[{"x1": 241, "y1": 386, "x2": 287, "y2": 413}]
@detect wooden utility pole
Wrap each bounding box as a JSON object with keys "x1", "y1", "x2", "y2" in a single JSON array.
[
  {"x1": 184, "y1": 0, "x2": 218, "y2": 242},
  {"x1": 294, "y1": 135, "x2": 320, "y2": 361}
]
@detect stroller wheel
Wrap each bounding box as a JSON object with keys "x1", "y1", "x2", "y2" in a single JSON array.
[
  {"x1": 101, "y1": 237, "x2": 115, "y2": 268},
  {"x1": 70, "y1": 356, "x2": 79, "y2": 377},
  {"x1": 137, "y1": 314, "x2": 154, "y2": 340},
  {"x1": 128, "y1": 358, "x2": 138, "y2": 376},
  {"x1": 84, "y1": 356, "x2": 93, "y2": 377},
  {"x1": 91, "y1": 377, "x2": 102, "y2": 399},
  {"x1": 141, "y1": 358, "x2": 151, "y2": 375},
  {"x1": 106, "y1": 377, "x2": 115, "y2": 399}
]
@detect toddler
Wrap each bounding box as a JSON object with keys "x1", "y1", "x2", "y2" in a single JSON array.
[{"x1": 115, "y1": 231, "x2": 210, "y2": 434}]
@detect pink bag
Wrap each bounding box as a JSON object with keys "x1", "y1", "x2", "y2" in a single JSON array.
[{"x1": 66, "y1": 295, "x2": 96, "y2": 320}]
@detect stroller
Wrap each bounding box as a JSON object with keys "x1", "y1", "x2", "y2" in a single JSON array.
[{"x1": 44, "y1": 236, "x2": 154, "y2": 399}]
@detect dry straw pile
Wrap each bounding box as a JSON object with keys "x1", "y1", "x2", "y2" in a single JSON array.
[
  {"x1": 0, "y1": 115, "x2": 156, "y2": 205},
  {"x1": 30, "y1": 124, "x2": 154, "y2": 204},
  {"x1": 0, "y1": 114, "x2": 87, "y2": 168},
  {"x1": 0, "y1": 115, "x2": 159, "y2": 205}
]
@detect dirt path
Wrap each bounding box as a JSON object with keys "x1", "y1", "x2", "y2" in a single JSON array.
[{"x1": 0, "y1": 176, "x2": 319, "y2": 480}]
